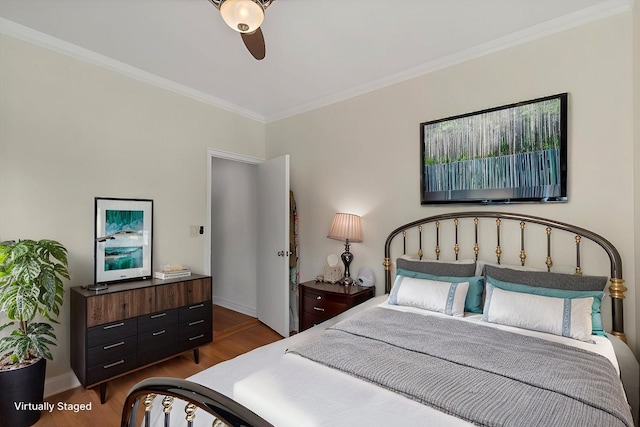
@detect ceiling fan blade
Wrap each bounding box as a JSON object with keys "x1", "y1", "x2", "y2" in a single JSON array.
[{"x1": 241, "y1": 27, "x2": 266, "y2": 60}]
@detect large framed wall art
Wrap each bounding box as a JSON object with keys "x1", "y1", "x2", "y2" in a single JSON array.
[
  {"x1": 94, "y1": 197, "x2": 153, "y2": 285},
  {"x1": 420, "y1": 93, "x2": 568, "y2": 205}
]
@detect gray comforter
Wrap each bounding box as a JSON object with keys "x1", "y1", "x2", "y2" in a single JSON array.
[{"x1": 287, "y1": 307, "x2": 633, "y2": 427}]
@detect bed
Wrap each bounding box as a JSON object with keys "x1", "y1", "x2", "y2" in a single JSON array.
[{"x1": 121, "y1": 212, "x2": 639, "y2": 427}]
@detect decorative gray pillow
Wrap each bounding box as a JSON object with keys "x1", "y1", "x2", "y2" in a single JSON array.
[
  {"x1": 397, "y1": 258, "x2": 476, "y2": 278},
  {"x1": 484, "y1": 265, "x2": 607, "y2": 291}
]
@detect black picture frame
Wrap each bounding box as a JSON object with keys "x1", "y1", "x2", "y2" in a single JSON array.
[
  {"x1": 420, "y1": 93, "x2": 568, "y2": 205},
  {"x1": 94, "y1": 197, "x2": 153, "y2": 285}
]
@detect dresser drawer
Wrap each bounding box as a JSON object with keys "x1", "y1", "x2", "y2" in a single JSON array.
[
  {"x1": 137, "y1": 324, "x2": 178, "y2": 365},
  {"x1": 87, "y1": 318, "x2": 137, "y2": 348},
  {"x1": 87, "y1": 354, "x2": 137, "y2": 385},
  {"x1": 303, "y1": 292, "x2": 348, "y2": 317},
  {"x1": 178, "y1": 328, "x2": 212, "y2": 351},
  {"x1": 138, "y1": 309, "x2": 179, "y2": 333},
  {"x1": 138, "y1": 324, "x2": 178, "y2": 348},
  {"x1": 179, "y1": 301, "x2": 210, "y2": 323},
  {"x1": 179, "y1": 310, "x2": 211, "y2": 337},
  {"x1": 178, "y1": 332, "x2": 212, "y2": 351},
  {"x1": 87, "y1": 335, "x2": 137, "y2": 367}
]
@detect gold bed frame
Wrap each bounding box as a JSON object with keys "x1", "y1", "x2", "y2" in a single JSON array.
[{"x1": 383, "y1": 211, "x2": 627, "y2": 343}]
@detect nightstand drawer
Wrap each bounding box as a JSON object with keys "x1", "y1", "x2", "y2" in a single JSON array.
[
  {"x1": 301, "y1": 312, "x2": 329, "y2": 329},
  {"x1": 303, "y1": 292, "x2": 348, "y2": 317}
]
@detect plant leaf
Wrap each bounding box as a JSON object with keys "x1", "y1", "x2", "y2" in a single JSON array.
[{"x1": 0, "y1": 239, "x2": 68, "y2": 363}]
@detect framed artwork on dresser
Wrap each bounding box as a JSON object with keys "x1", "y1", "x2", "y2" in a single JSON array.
[{"x1": 94, "y1": 197, "x2": 153, "y2": 285}]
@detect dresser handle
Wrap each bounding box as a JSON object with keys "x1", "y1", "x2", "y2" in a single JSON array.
[
  {"x1": 103, "y1": 322, "x2": 125, "y2": 330},
  {"x1": 150, "y1": 313, "x2": 167, "y2": 319},
  {"x1": 152, "y1": 330, "x2": 166, "y2": 336},
  {"x1": 188, "y1": 320, "x2": 205, "y2": 326},
  {"x1": 103, "y1": 341, "x2": 125, "y2": 350},
  {"x1": 103, "y1": 359, "x2": 124, "y2": 369},
  {"x1": 316, "y1": 296, "x2": 322, "y2": 300},
  {"x1": 189, "y1": 304, "x2": 205, "y2": 310},
  {"x1": 313, "y1": 307, "x2": 325, "y2": 312},
  {"x1": 189, "y1": 334, "x2": 205, "y2": 341}
]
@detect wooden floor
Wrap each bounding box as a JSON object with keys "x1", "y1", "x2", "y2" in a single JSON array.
[{"x1": 34, "y1": 306, "x2": 282, "y2": 427}]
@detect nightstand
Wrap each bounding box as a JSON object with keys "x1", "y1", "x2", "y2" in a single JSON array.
[{"x1": 298, "y1": 280, "x2": 375, "y2": 332}]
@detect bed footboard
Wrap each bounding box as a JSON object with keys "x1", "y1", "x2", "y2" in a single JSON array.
[{"x1": 120, "y1": 377, "x2": 273, "y2": 427}]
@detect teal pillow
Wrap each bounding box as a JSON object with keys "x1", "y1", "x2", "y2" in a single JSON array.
[
  {"x1": 486, "y1": 276, "x2": 606, "y2": 336},
  {"x1": 396, "y1": 268, "x2": 484, "y2": 313}
]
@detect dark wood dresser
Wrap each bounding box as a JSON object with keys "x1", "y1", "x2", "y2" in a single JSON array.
[
  {"x1": 298, "y1": 280, "x2": 375, "y2": 332},
  {"x1": 70, "y1": 275, "x2": 212, "y2": 403}
]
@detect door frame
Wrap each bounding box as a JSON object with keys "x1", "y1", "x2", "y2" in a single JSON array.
[{"x1": 205, "y1": 148, "x2": 264, "y2": 277}]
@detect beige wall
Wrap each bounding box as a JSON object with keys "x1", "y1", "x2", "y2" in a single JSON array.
[
  {"x1": 267, "y1": 12, "x2": 638, "y2": 353},
  {"x1": 634, "y1": 0, "x2": 640, "y2": 363},
  {"x1": 0, "y1": 35, "x2": 265, "y2": 378}
]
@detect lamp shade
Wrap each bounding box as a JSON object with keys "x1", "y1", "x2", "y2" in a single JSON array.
[
  {"x1": 220, "y1": 0, "x2": 265, "y2": 33},
  {"x1": 327, "y1": 213, "x2": 363, "y2": 243}
]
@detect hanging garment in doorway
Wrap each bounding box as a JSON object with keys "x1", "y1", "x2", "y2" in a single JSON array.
[{"x1": 289, "y1": 190, "x2": 299, "y2": 291}]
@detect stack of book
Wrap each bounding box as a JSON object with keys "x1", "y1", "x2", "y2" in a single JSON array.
[{"x1": 154, "y1": 269, "x2": 191, "y2": 280}]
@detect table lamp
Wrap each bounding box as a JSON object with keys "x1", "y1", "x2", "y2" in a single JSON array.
[{"x1": 327, "y1": 213, "x2": 362, "y2": 285}]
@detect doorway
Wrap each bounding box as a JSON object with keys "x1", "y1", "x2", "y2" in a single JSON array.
[
  {"x1": 206, "y1": 149, "x2": 292, "y2": 337},
  {"x1": 208, "y1": 153, "x2": 260, "y2": 316}
]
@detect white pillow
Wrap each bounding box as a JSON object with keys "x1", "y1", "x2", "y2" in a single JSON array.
[
  {"x1": 482, "y1": 283, "x2": 593, "y2": 341},
  {"x1": 389, "y1": 276, "x2": 469, "y2": 317}
]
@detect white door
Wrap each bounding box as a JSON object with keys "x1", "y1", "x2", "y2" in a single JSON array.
[{"x1": 257, "y1": 155, "x2": 290, "y2": 337}]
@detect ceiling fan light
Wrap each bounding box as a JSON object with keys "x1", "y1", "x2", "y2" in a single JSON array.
[{"x1": 220, "y1": 0, "x2": 265, "y2": 34}]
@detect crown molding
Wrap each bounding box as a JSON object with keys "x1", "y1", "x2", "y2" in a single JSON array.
[
  {"x1": 265, "y1": 0, "x2": 632, "y2": 122},
  {"x1": 1, "y1": 0, "x2": 632, "y2": 125},
  {"x1": 0, "y1": 17, "x2": 266, "y2": 123}
]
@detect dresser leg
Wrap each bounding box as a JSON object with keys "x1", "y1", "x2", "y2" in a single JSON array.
[
  {"x1": 193, "y1": 348, "x2": 200, "y2": 364},
  {"x1": 100, "y1": 383, "x2": 107, "y2": 404}
]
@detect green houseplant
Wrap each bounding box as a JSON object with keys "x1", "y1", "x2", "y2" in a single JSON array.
[{"x1": 0, "y1": 239, "x2": 69, "y2": 426}]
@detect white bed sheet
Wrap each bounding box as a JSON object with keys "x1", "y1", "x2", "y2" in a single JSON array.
[{"x1": 175, "y1": 295, "x2": 623, "y2": 427}]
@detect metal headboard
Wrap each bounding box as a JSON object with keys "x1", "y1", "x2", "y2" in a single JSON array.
[{"x1": 383, "y1": 211, "x2": 627, "y2": 342}]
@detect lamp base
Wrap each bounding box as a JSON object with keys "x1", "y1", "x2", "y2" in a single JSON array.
[
  {"x1": 340, "y1": 241, "x2": 355, "y2": 286},
  {"x1": 341, "y1": 276, "x2": 354, "y2": 286}
]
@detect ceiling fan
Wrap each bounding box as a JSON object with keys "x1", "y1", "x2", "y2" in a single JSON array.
[{"x1": 208, "y1": 0, "x2": 275, "y2": 60}]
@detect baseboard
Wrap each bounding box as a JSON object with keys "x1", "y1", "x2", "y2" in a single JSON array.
[
  {"x1": 44, "y1": 370, "x2": 80, "y2": 398},
  {"x1": 212, "y1": 296, "x2": 256, "y2": 318}
]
